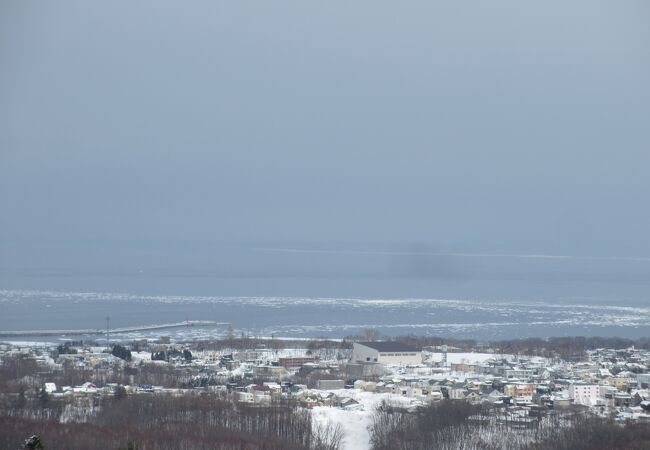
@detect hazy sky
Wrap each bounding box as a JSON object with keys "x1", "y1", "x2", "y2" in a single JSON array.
[{"x1": 1, "y1": 1, "x2": 649, "y2": 255}]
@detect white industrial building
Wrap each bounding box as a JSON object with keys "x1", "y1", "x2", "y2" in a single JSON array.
[{"x1": 352, "y1": 341, "x2": 422, "y2": 365}]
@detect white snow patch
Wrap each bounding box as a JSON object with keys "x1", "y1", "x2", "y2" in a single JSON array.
[
  {"x1": 311, "y1": 389, "x2": 416, "y2": 450},
  {"x1": 427, "y1": 352, "x2": 506, "y2": 365}
]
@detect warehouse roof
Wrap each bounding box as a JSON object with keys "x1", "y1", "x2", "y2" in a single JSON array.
[{"x1": 356, "y1": 341, "x2": 419, "y2": 352}]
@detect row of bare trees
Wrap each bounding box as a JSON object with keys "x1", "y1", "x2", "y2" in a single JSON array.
[
  {"x1": 0, "y1": 354, "x2": 198, "y2": 394},
  {"x1": 388, "y1": 335, "x2": 650, "y2": 360}
]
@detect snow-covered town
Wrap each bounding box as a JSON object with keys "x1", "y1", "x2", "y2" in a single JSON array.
[{"x1": 2, "y1": 335, "x2": 650, "y2": 449}]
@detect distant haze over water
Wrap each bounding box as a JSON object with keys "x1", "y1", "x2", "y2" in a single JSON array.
[
  {"x1": 2, "y1": 2, "x2": 649, "y2": 341},
  {"x1": 1, "y1": 241, "x2": 649, "y2": 341}
]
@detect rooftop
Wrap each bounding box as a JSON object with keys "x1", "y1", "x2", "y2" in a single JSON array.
[{"x1": 356, "y1": 341, "x2": 420, "y2": 352}]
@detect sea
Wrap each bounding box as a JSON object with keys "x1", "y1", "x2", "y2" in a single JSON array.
[{"x1": 1, "y1": 241, "x2": 649, "y2": 343}]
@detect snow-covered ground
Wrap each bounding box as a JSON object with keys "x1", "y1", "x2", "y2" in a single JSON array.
[
  {"x1": 427, "y1": 352, "x2": 509, "y2": 365},
  {"x1": 130, "y1": 351, "x2": 153, "y2": 362},
  {"x1": 0, "y1": 340, "x2": 58, "y2": 347},
  {"x1": 311, "y1": 389, "x2": 417, "y2": 450}
]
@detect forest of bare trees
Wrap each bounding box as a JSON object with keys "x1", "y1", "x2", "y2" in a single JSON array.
[
  {"x1": 0, "y1": 392, "x2": 343, "y2": 450},
  {"x1": 4, "y1": 388, "x2": 650, "y2": 450},
  {"x1": 369, "y1": 400, "x2": 650, "y2": 450}
]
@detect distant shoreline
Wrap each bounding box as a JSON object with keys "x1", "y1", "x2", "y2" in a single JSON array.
[{"x1": 0, "y1": 320, "x2": 229, "y2": 337}]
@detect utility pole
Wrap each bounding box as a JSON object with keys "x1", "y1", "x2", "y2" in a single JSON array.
[{"x1": 106, "y1": 316, "x2": 110, "y2": 349}]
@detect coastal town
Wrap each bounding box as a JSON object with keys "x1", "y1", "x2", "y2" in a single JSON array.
[{"x1": 2, "y1": 334, "x2": 649, "y2": 449}]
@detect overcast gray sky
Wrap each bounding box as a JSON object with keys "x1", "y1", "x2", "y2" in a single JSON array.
[{"x1": 1, "y1": 1, "x2": 649, "y2": 256}]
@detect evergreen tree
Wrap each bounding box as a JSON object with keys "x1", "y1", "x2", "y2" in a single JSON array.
[
  {"x1": 151, "y1": 351, "x2": 166, "y2": 361},
  {"x1": 111, "y1": 344, "x2": 132, "y2": 361},
  {"x1": 23, "y1": 435, "x2": 43, "y2": 450},
  {"x1": 38, "y1": 387, "x2": 49, "y2": 407},
  {"x1": 15, "y1": 387, "x2": 27, "y2": 409},
  {"x1": 114, "y1": 385, "x2": 127, "y2": 400}
]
